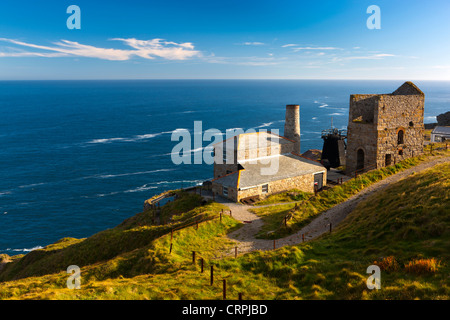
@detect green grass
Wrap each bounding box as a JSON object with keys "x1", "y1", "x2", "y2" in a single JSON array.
[
  {"x1": 251, "y1": 146, "x2": 449, "y2": 239},
  {"x1": 0, "y1": 192, "x2": 231, "y2": 282},
  {"x1": 0, "y1": 157, "x2": 448, "y2": 300},
  {"x1": 254, "y1": 189, "x2": 311, "y2": 206}
]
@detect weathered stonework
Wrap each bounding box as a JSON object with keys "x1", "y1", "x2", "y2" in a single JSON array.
[
  {"x1": 212, "y1": 104, "x2": 327, "y2": 202},
  {"x1": 346, "y1": 82, "x2": 424, "y2": 174},
  {"x1": 212, "y1": 169, "x2": 326, "y2": 202}
]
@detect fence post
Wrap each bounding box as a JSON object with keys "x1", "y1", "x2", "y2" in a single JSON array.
[
  {"x1": 210, "y1": 265, "x2": 214, "y2": 286},
  {"x1": 196, "y1": 221, "x2": 199, "y2": 230},
  {"x1": 201, "y1": 258, "x2": 204, "y2": 273},
  {"x1": 329, "y1": 223, "x2": 332, "y2": 233},
  {"x1": 273, "y1": 239, "x2": 276, "y2": 250},
  {"x1": 220, "y1": 211, "x2": 222, "y2": 222},
  {"x1": 223, "y1": 279, "x2": 227, "y2": 300},
  {"x1": 235, "y1": 246, "x2": 238, "y2": 258},
  {"x1": 238, "y1": 293, "x2": 243, "y2": 300},
  {"x1": 302, "y1": 234, "x2": 305, "y2": 242},
  {"x1": 169, "y1": 243, "x2": 173, "y2": 254},
  {"x1": 230, "y1": 210, "x2": 232, "y2": 218},
  {"x1": 192, "y1": 251, "x2": 196, "y2": 264},
  {"x1": 284, "y1": 216, "x2": 287, "y2": 227}
]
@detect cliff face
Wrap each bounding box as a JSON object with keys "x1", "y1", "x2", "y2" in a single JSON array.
[{"x1": 437, "y1": 111, "x2": 450, "y2": 126}]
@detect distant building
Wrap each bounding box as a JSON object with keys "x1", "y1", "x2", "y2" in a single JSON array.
[
  {"x1": 430, "y1": 126, "x2": 450, "y2": 142},
  {"x1": 346, "y1": 82, "x2": 425, "y2": 174},
  {"x1": 212, "y1": 105, "x2": 327, "y2": 202}
]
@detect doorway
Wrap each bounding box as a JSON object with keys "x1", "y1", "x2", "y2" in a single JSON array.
[
  {"x1": 356, "y1": 149, "x2": 365, "y2": 171},
  {"x1": 385, "y1": 154, "x2": 392, "y2": 166}
]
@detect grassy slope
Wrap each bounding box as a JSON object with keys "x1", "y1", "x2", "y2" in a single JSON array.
[
  {"x1": 0, "y1": 161, "x2": 448, "y2": 300},
  {"x1": 251, "y1": 144, "x2": 449, "y2": 239}
]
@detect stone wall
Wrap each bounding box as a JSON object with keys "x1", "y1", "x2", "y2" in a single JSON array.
[
  {"x1": 212, "y1": 170, "x2": 326, "y2": 202},
  {"x1": 346, "y1": 86, "x2": 424, "y2": 174},
  {"x1": 237, "y1": 170, "x2": 326, "y2": 201},
  {"x1": 375, "y1": 94, "x2": 424, "y2": 166}
]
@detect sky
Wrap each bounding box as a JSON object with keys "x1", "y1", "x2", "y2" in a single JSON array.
[{"x1": 0, "y1": 0, "x2": 449, "y2": 80}]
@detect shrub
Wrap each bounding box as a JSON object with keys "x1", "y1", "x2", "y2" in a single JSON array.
[
  {"x1": 373, "y1": 256, "x2": 400, "y2": 272},
  {"x1": 404, "y1": 258, "x2": 440, "y2": 274}
]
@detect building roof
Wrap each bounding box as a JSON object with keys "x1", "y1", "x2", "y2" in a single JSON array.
[
  {"x1": 212, "y1": 152, "x2": 326, "y2": 189},
  {"x1": 392, "y1": 81, "x2": 424, "y2": 96},
  {"x1": 431, "y1": 126, "x2": 450, "y2": 135}
]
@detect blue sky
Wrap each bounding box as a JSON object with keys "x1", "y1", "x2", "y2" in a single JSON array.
[{"x1": 0, "y1": 0, "x2": 449, "y2": 80}]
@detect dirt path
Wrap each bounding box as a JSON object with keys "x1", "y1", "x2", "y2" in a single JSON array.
[{"x1": 211, "y1": 156, "x2": 449, "y2": 254}]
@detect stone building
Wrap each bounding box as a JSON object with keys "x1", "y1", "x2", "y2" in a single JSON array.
[
  {"x1": 211, "y1": 105, "x2": 327, "y2": 202},
  {"x1": 430, "y1": 126, "x2": 450, "y2": 142},
  {"x1": 346, "y1": 81, "x2": 424, "y2": 175}
]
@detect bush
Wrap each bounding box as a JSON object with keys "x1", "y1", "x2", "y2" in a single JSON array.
[
  {"x1": 373, "y1": 256, "x2": 400, "y2": 272},
  {"x1": 404, "y1": 258, "x2": 440, "y2": 274}
]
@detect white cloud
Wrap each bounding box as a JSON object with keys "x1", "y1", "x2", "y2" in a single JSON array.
[
  {"x1": 292, "y1": 46, "x2": 341, "y2": 51},
  {"x1": 0, "y1": 37, "x2": 201, "y2": 61},
  {"x1": 333, "y1": 53, "x2": 396, "y2": 61},
  {"x1": 240, "y1": 42, "x2": 265, "y2": 46},
  {"x1": 281, "y1": 44, "x2": 298, "y2": 47}
]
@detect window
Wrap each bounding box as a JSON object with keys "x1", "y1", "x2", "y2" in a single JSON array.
[
  {"x1": 397, "y1": 130, "x2": 404, "y2": 145},
  {"x1": 385, "y1": 154, "x2": 392, "y2": 166},
  {"x1": 226, "y1": 170, "x2": 232, "y2": 174},
  {"x1": 223, "y1": 148, "x2": 227, "y2": 163},
  {"x1": 223, "y1": 186, "x2": 228, "y2": 197},
  {"x1": 356, "y1": 149, "x2": 365, "y2": 171},
  {"x1": 398, "y1": 150, "x2": 403, "y2": 156},
  {"x1": 262, "y1": 184, "x2": 269, "y2": 193},
  {"x1": 409, "y1": 121, "x2": 414, "y2": 127}
]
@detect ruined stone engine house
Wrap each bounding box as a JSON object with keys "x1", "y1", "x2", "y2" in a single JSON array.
[{"x1": 345, "y1": 81, "x2": 425, "y2": 174}]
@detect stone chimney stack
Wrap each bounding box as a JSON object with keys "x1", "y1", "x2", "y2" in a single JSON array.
[{"x1": 284, "y1": 104, "x2": 301, "y2": 154}]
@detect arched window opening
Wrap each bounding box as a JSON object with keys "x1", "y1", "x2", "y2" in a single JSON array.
[
  {"x1": 397, "y1": 130, "x2": 404, "y2": 145},
  {"x1": 356, "y1": 149, "x2": 365, "y2": 171}
]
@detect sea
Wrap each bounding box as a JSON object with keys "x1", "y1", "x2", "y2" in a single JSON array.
[{"x1": 0, "y1": 80, "x2": 448, "y2": 254}]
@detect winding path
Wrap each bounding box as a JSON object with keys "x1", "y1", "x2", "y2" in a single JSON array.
[{"x1": 209, "y1": 156, "x2": 449, "y2": 254}]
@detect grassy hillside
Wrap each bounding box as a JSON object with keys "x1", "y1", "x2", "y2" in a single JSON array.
[
  {"x1": 251, "y1": 144, "x2": 449, "y2": 239},
  {"x1": 0, "y1": 162, "x2": 448, "y2": 300}
]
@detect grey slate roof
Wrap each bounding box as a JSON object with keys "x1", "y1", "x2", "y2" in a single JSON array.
[
  {"x1": 432, "y1": 126, "x2": 450, "y2": 135},
  {"x1": 212, "y1": 153, "x2": 326, "y2": 189}
]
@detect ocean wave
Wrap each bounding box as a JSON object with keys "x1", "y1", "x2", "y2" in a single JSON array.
[
  {"x1": 4, "y1": 246, "x2": 44, "y2": 253},
  {"x1": 86, "y1": 131, "x2": 174, "y2": 145},
  {"x1": 329, "y1": 112, "x2": 345, "y2": 116},
  {"x1": 92, "y1": 179, "x2": 204, "y2": 198},
  {"x1": 255, "y1": 122, "x2": 275, "y2": 128},
  {"x1": 93, "y1": 168, "x2": 175, "y2": 179}
]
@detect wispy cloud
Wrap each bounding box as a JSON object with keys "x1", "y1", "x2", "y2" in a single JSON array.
[
  {"x1": 292, "y1": 46, "x2": 341, "y2": 51},
  {"x1": 204, "y1": 55, "x2": 281, "y2": 66},
  {"x1": 237, "y1": 42, "x2": 265, "y2": 46},
  {"x1": 0, "y1": 38, "x2": 201, "y2": 61},
  {"x1": 332, "y1": 53, "x2": 396, "y2": 61}
]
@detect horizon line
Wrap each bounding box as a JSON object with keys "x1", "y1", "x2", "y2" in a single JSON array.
[{"x1": 1, "y1": 78, "x2": 450, "y2": 81}]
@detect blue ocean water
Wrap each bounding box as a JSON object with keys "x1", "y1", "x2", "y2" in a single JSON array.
[{"x1": 0, "y1": 80, "x2": 448, "y2": 254}]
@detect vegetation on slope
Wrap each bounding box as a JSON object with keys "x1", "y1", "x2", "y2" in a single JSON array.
[
  {"x1": 0, "y1": 191, "x2": 232, "y2": 282},
  {"x1": 251, "y1": 143, "x2": 449, "y2": 239},
  {"x1": 0, "y1": 161, "x2": 448, "y2": 300}
]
